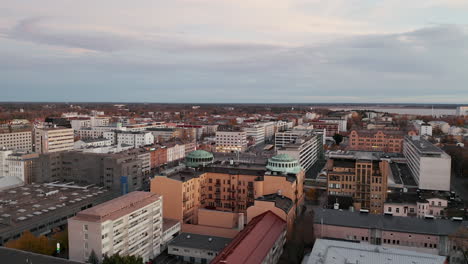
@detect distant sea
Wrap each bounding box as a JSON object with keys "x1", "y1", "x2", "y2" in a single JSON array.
[{"x1": 329, "y1": 107, "x2": 456, "y2": 116}]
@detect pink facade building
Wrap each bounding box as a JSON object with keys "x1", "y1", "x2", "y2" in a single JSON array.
[{"x1": 313, "y1": 209, "x2": 466, "y2": 259}]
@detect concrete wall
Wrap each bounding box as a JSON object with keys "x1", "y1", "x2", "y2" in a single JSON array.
[
  {"x1": 197, "y1": 209, "x2": 238, "y2": 229},
  {"x1": 68, "y1": 219, "x2": 102, "y2": 262},
  {"x1": 181, "y1": 224, "x2": 238, "y2": 238},
  {"x1": 151, "y1": 177, "x2": 183, "y2": 221},
  {"x1": 419, "y1": 156, "x2": 451, "y2": 191}
]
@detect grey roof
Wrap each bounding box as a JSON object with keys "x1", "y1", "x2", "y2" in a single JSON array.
[
  {"x1": 390, "y1": 162, "x2": 417, "y2": 186},
  {"x1": 307, "y1": 239, "x2": 446, "y2": 264},
  {"x1": 169, "y1": 233, "x2": 231, "y2": 252},
  {"x1": 0, "y1": 247, "x2": 83, "y2": 264},
  {"x1": 256, "y1": 193, "x2": 294, "y2": 214},
  {"x1": 314, "y1": 209, "x2": 467, "y2": 236},
  {"x1": 406, "y1": 136, "x2": 445, "y2": 154}
]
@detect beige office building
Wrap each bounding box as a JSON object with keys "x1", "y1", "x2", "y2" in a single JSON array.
[
  {"x1": 0, "y1": 130, "x2": 33, "y2": 152},
  {"x1": 68, "y1": 192, "x2": 164, "y2": 263},
  {"x1": 34, "y1": 127, "x2": 74, "y2": 153}
]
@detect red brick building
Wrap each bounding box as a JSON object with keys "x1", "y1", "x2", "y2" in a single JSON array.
[
  {"x1": 309, "y1": 122, "x2": 339, "y2": 137},
  {"x1": 147, "y1": 146, "x2": 167, "y2": 169},
  {"x1": 348, "y1": 129, "x2": 417, "y2": 153}
]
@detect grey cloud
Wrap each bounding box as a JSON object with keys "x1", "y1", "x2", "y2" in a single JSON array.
[
  {"x1": 6, "y1": 17, "x2": 285, "y2": 54},
  {"x1": 8, "y1": 17, "x2": 136, "y2": 52},
  {"x1": 1, "y1": 24, "x2": 468, "y2": 102}
]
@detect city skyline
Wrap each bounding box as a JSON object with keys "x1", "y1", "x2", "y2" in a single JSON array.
[{"x1": 1, "y1": 1, "x2": 468, "y2": 103}]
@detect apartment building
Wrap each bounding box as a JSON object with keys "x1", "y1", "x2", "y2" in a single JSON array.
[
  {"x1": 326, "y1": 155, "x2": 389, "y2": 214},
  {"x1": 274, "y1": 129, "x2": 310, "y2": 148},
  {"x1": 151, "y1": 152, "x2": 305, "y2": 235},
  {"x1": 148, "y1": 128, "x2": 181, "y2": 142},
  {"x1": 168, "y1": 233, "x2": 231, "y2": 263},
  {"x1": 34, "y1": 127, "x2": 74, "y2": 154},
  {"x1": 70, "y1": 117, "x2": 110, "y2": 130},
  {"x1": 0, "y1": 130, "x2": 33, "y2": 152},
  {"x1": 456, "y1": 106, "x2": 468, "y2": 116},
  {"x1": 74, "y1": 138, "x2": 113, "y2": 149},
  {"x1": 403, "y1": 136, "x2": 451, "y2": 191},
  {"x1": 348, "y1": 129, "x2": 417, "y2": 153},
  {"x1": 260, "y1": 122, "x2": 276, "y2": 141},
  {"x1": 33, "y1": 151, "x2": 146, "y2": 193},
  {"x1": 243, "y1": 125, "x2": 265, "y2": 146},
  {"x1": 419, "y1": 123, "x2": 433, "y2": 136},
  {"x1": 103, "y1": 131, "x2": 154, "y2": 148},
  {"x1": 0, "y1": 150, "x2": 38, "y2": 184},
  {"x1": 68, "y1": 192, "x2": 163, "y2": 263},
  {"x1": 215, "y1": 130, "x2": 247, "y2": 152},
  {"x1": 277, "y1": 133, "x2": 322, "y2": 171},
  {"x1": 384, "y1": 191, "x2": 451, "y2": 218},
  {"x1": 314, "y1": 209, "x2": 467, "y2": 260},
  {"x1": 319, "y1": 117, "x2": 347, "y2": 132},
  {"x1": 308, "y1": 122, "x2": 339, "y2": 137},
  {"x1": 211, "y1": 211, "x2": 286, "y2": 264},
  {"x1": 164, "y1": 142, "x2": 186, "y2": 163},
  {"x1": 147, "y1": 146, "x2": 168, "y2": 169}
]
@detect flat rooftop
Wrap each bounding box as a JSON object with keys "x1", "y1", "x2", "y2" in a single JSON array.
[
  {"x1": 256, "y1": 194, "x2": 293, "y2": 214},
  {"x1": 0, "y1": 247, "x2": 83, "y2": 264},
  {"x1": 169, "y1": 232, "x2": 231, "y2": 252},
  {"x1": 163, "y1": 218, "x2": 180, "y2": 232},
  {"x1": 72, "y1": 191, "x2": 161, "y2": 223},
  {"x1": 0, "y1": 182, "x2": 110, "y2": 230},
  {"x1": 314, "y1": 209, "x2": 467, "y2": 236},
  {"x1": 389, "y1": 162, "x2": 417, "y2": 186},
  {"x1": 307, "y1": 239, "x2": 446, "y2": 264},
  {"x1": 406, "y1": 136, "x2": 445, "y2": 155}
]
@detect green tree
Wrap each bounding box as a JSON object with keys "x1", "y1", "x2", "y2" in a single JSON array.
[
  {"x1": 88, "y1": 250, "x2": 100, "y2": 264},
  {"x1": 102, "y1": 254, "x2": 143, "y2": 264},
  {"x1": 332, "y1": 134, "x2": 343, "y2": 145}
]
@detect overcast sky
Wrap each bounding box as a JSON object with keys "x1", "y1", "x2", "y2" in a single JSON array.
[{"x1": 1, "y1": 0, "x2": 467, "y2": 103}]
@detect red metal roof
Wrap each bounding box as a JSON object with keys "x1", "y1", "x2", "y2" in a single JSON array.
[{"x1": 210, "y1": 211, "x2": 286, "y2": 264}]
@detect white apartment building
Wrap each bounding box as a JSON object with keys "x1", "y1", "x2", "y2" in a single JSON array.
[
  {"x1": 384, "y1": 197, "x2": 448, "y2": 218},
  {"x1": 71, "y1": 117, "x2": 110, "y2": 130},
  {"x1": 68, "y1": 192, "x2": 164, "y2": 263},
  {"x1": 275, "y1": 129, "x2": 312, "y2": 148},
  {"x1": 166, "y1": 143, "x2": 186, "y2": 163},
  {"x1": 275, "y1": 121, "x2": 294, "y2": 132},
  {"x1": 0, "y1": 130, "x2": 33, "y2": 152},
  {"x1": 71, "y1": 119, "x2": 92, "y2": 130},
  {"x1": 403, "y1": 136, "x2": 451, "y2": 191},
  {"x1": 319, "y1": 117, "x2": 347, "y2": 132},
  {"x1": 260, "y1": 122, "x2": 276, "y2": 141},
  {"x1": 419, "y1": 123, "x2": 433, "y2": 137},
  {"x1": 456, "y1": 106, "x2": 468, "y2": 116},
  {"x1": 243, "y1": 125, "x2": 265, "y2": 146},
  {"x1": 104, "y1": 131, "x2": 154, "y2": 148},
  {"x1": 168, "y1": 233, "x2": 232, "y2": 263},
  {"x1": 277, "y1": 134, "x2": 321, "y2": 171},
  {"x1": 215, "y1": 130, "x2": 247, "y2": 153},
  {"x1": 428, "y1": 121, "x2": 450, "y2": 134},
  {"x1": 34, "y1": 127, "x2": 74, "y2": 154},
  {"x1": 74, "y1": 138, "x2": 113, "y2": 149},
  {"x1": 0, "y1": 150, "x2": 38, "y2": 183}
]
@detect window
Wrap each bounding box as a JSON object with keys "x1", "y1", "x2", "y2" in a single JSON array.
[
  {"x1": 84, "y1": 225, "x2": 88, "y2": 231},
  {"x1": 396, "y1": 208, "x2": 400, "y2": 213}
]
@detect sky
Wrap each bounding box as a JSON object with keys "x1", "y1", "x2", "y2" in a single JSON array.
[{"x1": 1, "y1": 0, "x2": 468, "y2": 103}]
